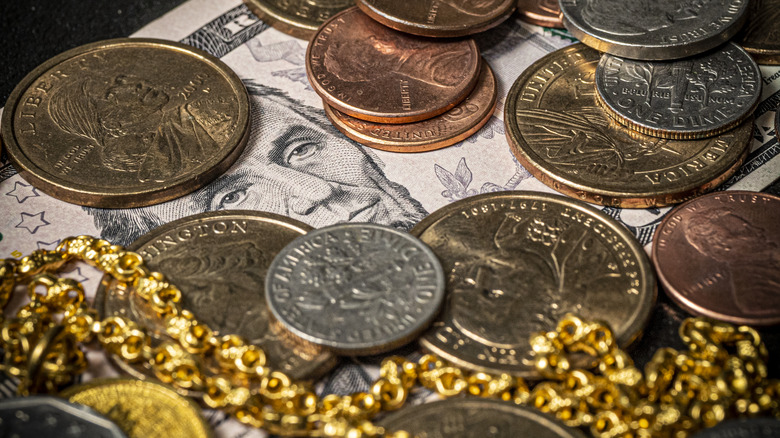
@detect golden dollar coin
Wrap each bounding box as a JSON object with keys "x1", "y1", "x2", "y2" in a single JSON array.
[
  {"x1": 243, "y1": 0, "x2": 353, "y2": 39},
  {"x1": 504, "y1": 44, "x2": 752, "y2": 208},
  {"x1": 97, "y1": 211, "x2": 337, "y2": 394},
  {"x1": 1, "y1": 38, "x2": 250, "y2": 208},
  {"x1": 60, "y1": 378, "x2": 212, "y2": 438},
  {"x1": 411, "y1": 191, "x2": 656, "y2": 377}
]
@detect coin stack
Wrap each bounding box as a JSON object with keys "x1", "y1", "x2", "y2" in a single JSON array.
[
  {"x1": 504, "y1": 0, "x2": 767, "y2": 208},
  {"x1": 304, "y1": 5, "x2": 512, "y2": 153}
]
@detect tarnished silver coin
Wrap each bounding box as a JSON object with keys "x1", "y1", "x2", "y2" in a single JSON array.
[
  {"x1": 266, "y1": 223, "x2": 446, "y2": 355},
  {"x1": 595, "y1": 43, "x2": 762, "y2": 139},
  {"x1": 691, "y1": 418, "x2": 780, "y2": 437},
  {"x1": 560, "y1": 0, "x2": 749, "y2": 60},
  {"x1": 97, "y1": 211, "x2": 337, "y2": 393},
  {"x1": 0, "y1": 396, "x2": 127, "y2": 438},
  {"x1": 378, "y1": 398, "x2": 587, "y2": 438}
]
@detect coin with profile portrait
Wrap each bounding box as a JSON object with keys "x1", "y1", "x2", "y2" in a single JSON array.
[
  {"x1": 356, "y1": 0, "x2": 516, "y2": 37},
  {"x1": 1, "y1": 38, "x2": 250, "y2": 208},
  {"x1": 411, "y1": 191, "x2": 655, "y2": 376},
  {"x1": 306, "y1": 7, "x2": 481, "y2": 124}
]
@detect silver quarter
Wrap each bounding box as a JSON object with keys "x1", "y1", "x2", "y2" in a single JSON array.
[
  {"x1": 266, "y1": 223, "x2": 446, "y2": 355},
  {"x1": 691, "y1": 418, "x2": 780, "y2": 437},
  {"x1": 0, "y1": 396, "x2": 127, "y2": 438},
  {"x1": 560, "y1": 0, "x2": 749, "y2": 60},
  {"x1": 595, "y1": 43, "x2": 762, "y2": 139}
]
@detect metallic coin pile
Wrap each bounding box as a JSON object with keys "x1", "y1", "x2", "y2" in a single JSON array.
[{"x1": 305, "y1": 6, "x2": 499, "y2": 153}]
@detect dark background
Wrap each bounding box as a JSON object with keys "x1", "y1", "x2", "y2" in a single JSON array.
[{"x1": 1, "y1": 0, "x2": 778, "y2": 377}]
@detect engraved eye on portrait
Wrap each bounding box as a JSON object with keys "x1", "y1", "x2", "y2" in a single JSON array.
[
  {"x1": 323, "y1": 30, "x2": 473, "y2": 87},
  {"x1": 581, "y1": 0, "x2": 706, "y2": 35},
  {"x1": 47, "y1": 73, "x2": 230, "y2": 182}
]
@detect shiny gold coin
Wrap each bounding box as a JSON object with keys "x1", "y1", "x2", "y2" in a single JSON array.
[
  {"x1": 97, "y1": 211, "x2": 337, "y2": 395},
  {"x1": 356, "y1": 0, "x2": 516, "y2": 37},
  {"x1": 517, "y1": 0, "x2": 565, "y2": 29},
  {"x1": 306, "y1": 7, "x2": 481, "y2": 124},
  {"x1": 0, "y1": 38, "x2": 250, "y2": 208},
  {"x1": 411, "y1": 191, "x2": 656, "y2": 377},
  {"x1": 323, "y1": 60, "x2": 497, "y2": 152},
  {"x1": 379, "y1": 398, "x2": 587, "y2": 437},
  {"x1": 243, "y1": 0, "x2": 352, "y2": 39},
  {"x1": 504, "y1": 44, "x2": 752, "y2": 208},
  {"x1": 739, "y1": 0, "x2": 780, "y2": 65},
  {"x1": 60, "y1": 378, "x2": 212, "y2": 438}
]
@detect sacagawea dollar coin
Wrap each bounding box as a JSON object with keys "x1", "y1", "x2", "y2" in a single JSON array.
[
  {"x1": 560, "y1": 0, "x2": 749, "y2": 60},
  {"x1": 652, "y1": 191, "x2": 780, "y2": 326},
  {"x1": 97, "y1": 211, "x2": 337, "y2": 393},
  {"x1": 504, "y1": 44, "x2": 752, "y2": 208},
  {"x1": 306, "y1": 7, "x2": 481, "y2": 124},
  {"x1": 738, "y1": 0, "x2": 780, "y2": 65},
  {"x1": 0, "y1": 396, "x2": 127, "y2": 438},
  {"x1": 242, "y1": 0, "x2": 353, "y2": 39},
  {"x1": 411, "y1": 191, "x2": 656, "y2": 376},
  {"x1": 517, "y1": 0, "x2": 565, "y2": 29},
  {"x1": 0, "y1": 38, "x2": 250, "y2": 208},
  {"x1": 60, "y1": 378, "x2": 212, "y2": 438},
  {"x1": 378, "y1": 398, "x2": 587, "y2": 438},
  {"x1": 355, "y1": 0, "x2": 516, "y2": 37},
  {"x1": 323, "y1": 60, "x2": 497, "y2": 153},
  {"x1": 266, "y1": 223, "x2": 446, "y2": 355},
  {"x1": 595, "y1": 43, "x2": 762, "y2": 140}
]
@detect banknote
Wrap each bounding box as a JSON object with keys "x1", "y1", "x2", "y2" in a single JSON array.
[{"x1": 1, "y1": 0, "x2": 779, "y2": 436}]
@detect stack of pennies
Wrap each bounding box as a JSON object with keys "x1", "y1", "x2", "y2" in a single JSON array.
[
  {"x1": 503, "y1": 0, "x2": 767, "y2": 208},
  {"x1": 305, "y1": 6, "x2": 507, "y2": 153}
]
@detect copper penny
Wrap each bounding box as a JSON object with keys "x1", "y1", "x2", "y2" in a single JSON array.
[
  {"x1": 355, "y1": 0, "x2": 516, "y2": 38},
  {"x1": 323, "y1": 60, "x2": 497, "y2": 152},
  {"x1": 0, "y1": 38, "x2": 250, "y2": 208},
  {"x1": 653, "y1": 191, "x2": 780, "y2": 326},
  {"x1": 306, "y1": 7, "x2": 481, "y2": 124},
  {"x1": 517, "y1": 0, "x2": 564, "y2": 28},
  {"x1": 738, "y1": 0, "x2": 780, "y2": 65}
]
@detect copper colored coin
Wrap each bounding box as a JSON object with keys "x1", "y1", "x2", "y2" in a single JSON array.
[
  {"x1": 306, "y1": 7, "x2": 481, "y2": 124},
  {"x1": 355, "y1": 0, "x2": 516, "y2": 37},
  {"x1": 242, "y1": 0, "x2": 353, "y2": 39},
  {"x1": 738, "y1": 0, "x2": 780, "y2": 65},
  {"x1": 653, "y1": 191, "x2": 780, "y2": 326},
  {"x1": 323, "y1": 60, "x2": 497, "y2": 152},
  {"x1": 517, "y1": 0, "x2": 564, "y2": 28}
]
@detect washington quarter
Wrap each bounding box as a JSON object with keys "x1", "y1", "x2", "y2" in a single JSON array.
[{"x1": 266, "y1": 223, "x2": 446, "y2": 355}]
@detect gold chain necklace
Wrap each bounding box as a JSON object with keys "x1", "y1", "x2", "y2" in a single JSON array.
[{"x1": 1, "y1": 235, "x2": 778, "y2": 437}]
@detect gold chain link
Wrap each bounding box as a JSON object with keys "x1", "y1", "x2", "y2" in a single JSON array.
[{"x1": 1, "y1": 236, "x2": 778, "y2": 437}]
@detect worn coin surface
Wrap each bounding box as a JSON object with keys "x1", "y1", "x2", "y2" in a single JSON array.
[
  {"x1": 242, "y1": 0, "x2": 352, "y2": 39},
  {"x1": 60, "y1": 379, "x2": 212, "y2": 438},
  {"x1": 517, "y1": 0, "x2": 564, "y2": 28},
  {"x1": 355, "y1": 0, "x2": 516, "y2": 37},
  {"x1": 266, "y1": 223, "x2": 446, "y2": 355},
  {"x1": 306, "y1": 7, "x2": 481, "y2": 124},
  {"x1": 0, "y1": 38, "x2": 250, "y2": 208},
  {"x1": 505, "y1": 44, "x2": 751, "y2": 208},
  {"x1": 0, "y1": 396, "x2": 127, "y2": 438},
  {"x1": 323, "y1": 60, "x2": 497, "y2": 152},
  {"x1": 653, "y1": 191, "x2": 780, "y2": 326},
  {"x1": 560, "y1": 0, "x2": 749, "y2": 60},
  {"x1": 98, "y1": 211, "x2": 336, "y2": 390},
  {"x1": 411, "y1": 191, "x2": 656, "y2": 376},
  {"x1": 691, "y1": 418, "x2": 780, "y2": 437},
  {"x1": 378, "y1": 398, "x2": 587, "y2": 437},
  {"x1": 595, "y1": 43, "x2": 762, "y2": 139},
  {"x1": 738, "y1": 0, "x2": 780, "y2": 65}
]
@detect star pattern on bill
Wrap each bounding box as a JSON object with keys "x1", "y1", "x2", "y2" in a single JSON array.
[
  {"x1": 16, "y1": 211, "x2": 51, "y2": 234},
  {"x1": 36, "y1": 239, "x2": 62, "y2": 251},
  {"x1": 6, "y1": 181, "x2": 40, "y2": 203}
]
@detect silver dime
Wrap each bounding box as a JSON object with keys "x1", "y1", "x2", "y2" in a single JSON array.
[
  {"x1": 266, "y1": 223, "x2": 446, "y2": 355},
  {"x1": 0, "y1": 396, "x2": 127, "y2": 438},
  {"x1": 595, "y1": 43, "x2": 762, "y2": 139},
  {"x1": 560, "y1": 0, "x2": 749, "y2": 60},
  {"x1": 691, "y1": 418, "x2": 780, "y2": 437}
]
